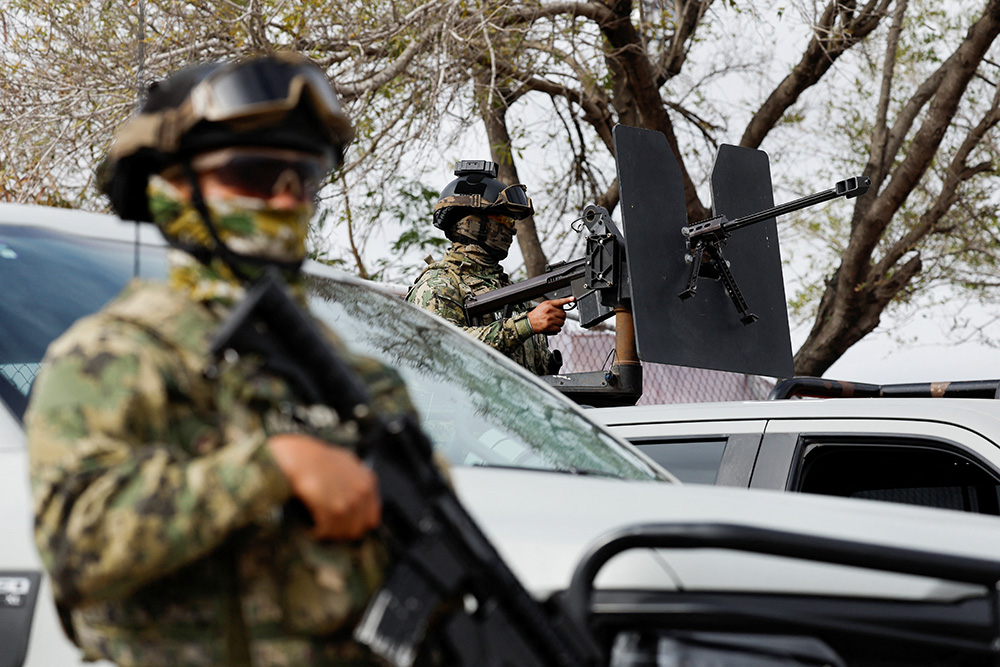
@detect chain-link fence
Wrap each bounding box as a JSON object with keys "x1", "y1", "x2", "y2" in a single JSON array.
[
  {"x1": 550, "y1": 320, "x2": 774, "y2": 404},
  {"x1": 1, "y1": 363, "x2": 37, "y2": 395}
]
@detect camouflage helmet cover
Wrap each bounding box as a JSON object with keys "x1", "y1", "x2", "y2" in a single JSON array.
[
  {"x1": 432, "y1": 160, "x2": 534, "y2": 234},
  {"x1": 99, "y1": 53, "x2": 354, "y2": 222}
]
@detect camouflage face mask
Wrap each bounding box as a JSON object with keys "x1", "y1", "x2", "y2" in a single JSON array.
[
  {"x1": 147, "y1": 175, "x2": 314, "y2": 301},
  {"x1": 451, "y1": 213, "x2": 515, "y2": 260},
  {"x1": 148, "y1": 175, "x2": 313, "y2": 261}
]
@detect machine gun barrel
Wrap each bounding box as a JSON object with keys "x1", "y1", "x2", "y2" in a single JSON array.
[
  {"x1": 679, "y1": 175, "x2": 871, "y2": 326},
  {"x1": 683, "y1": 175, "x2": 871, "y2": 240}
]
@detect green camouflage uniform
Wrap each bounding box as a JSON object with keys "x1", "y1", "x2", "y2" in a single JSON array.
[
  {"x1": 406, "y1": 242, "x2": 559, "y2": 376},
  {"x1": 25, "y1": 272, "x2": 412, "y2": 667}
]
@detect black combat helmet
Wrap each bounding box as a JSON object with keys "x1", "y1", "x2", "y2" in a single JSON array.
[
  {"x1": 99, "y1": 53, "x2": 354, "y2": 222},
  {"x1": 432, "y1": 160, "x2": 534, "y2": 238}
]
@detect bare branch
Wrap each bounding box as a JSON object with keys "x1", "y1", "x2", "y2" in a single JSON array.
[{"x1": 741, "y1": 0, "x2": 892, "y2": 149}]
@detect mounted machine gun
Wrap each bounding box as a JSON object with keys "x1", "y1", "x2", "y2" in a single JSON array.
[
  {"x1": 464, "y1": 125, "x2": 871, "y2": 405},
  {"x1": 679, "y1": 176, "x2": 870, "y2": 325}
]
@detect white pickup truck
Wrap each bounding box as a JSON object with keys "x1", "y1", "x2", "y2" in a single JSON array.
[
  {"x1": 592, "y1": 379, "x2": 1000, "y2": 518},
  {"x1": 5, "y1": 204, "x2": 1000, "y2": 667}
]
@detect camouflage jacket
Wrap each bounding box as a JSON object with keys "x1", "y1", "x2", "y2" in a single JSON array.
[
  {"x1": 25, "y1": 279, "x2": 413, "y2": 667},
  {"x1": 406, "y1": 243, "x2": 559, "y2": 376}
]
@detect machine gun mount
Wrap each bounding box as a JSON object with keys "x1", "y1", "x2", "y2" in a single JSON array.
[{"x1": 464, "y1": 204, "x2": 628, "y2": 330}]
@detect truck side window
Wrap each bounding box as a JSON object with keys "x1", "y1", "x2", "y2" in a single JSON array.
[
  {"x1": 796, "y1": 444, "x2": 1000, "y2": 515},
  {"x1": 632, "y1": 439, "x2": 727, "y2": 484}
]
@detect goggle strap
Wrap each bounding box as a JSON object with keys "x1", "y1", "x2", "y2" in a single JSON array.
[
  {"x1": 436, "y1": 193, "x2": 529, "y2": 210},
  {"x1": 434, "y1": 194, "x2": 483, "y2": 211}
]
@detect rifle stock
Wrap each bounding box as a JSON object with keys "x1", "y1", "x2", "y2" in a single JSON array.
[{"x1": 211, "y1": 268, "x2": 601, "y2": 667}]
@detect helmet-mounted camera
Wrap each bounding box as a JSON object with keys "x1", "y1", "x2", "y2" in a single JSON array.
[{"x1": 454, "y1": 160, "x2": 498, "y2": 178}]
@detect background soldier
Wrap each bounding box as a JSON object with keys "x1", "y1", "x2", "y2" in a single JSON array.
[
  {"x1": 407, "y1": 160, "x2": 569, "y2": 376},
  {"x1": 25, "y1": 54, "x2": 411, "y2": 666}
]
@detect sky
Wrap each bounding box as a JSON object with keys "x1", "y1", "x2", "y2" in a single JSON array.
[
  {"x1": 827, "y1": 339, "x2": 1000, "y2": 385},
  {"x1": 818, "y1": 308, "x2": 1000, "y2": 385}
]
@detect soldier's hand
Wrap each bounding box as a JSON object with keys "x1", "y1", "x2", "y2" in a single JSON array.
[
  {"x1": 527, "y1": 296, "x2": 574, "y2": 335},
  {"x1": 267, "y1": 433, "x2": 381, "y2": 540}
]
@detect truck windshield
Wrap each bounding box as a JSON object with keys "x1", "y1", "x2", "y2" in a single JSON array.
[
  {"x1": 0, "y1": 216, "x2": 660, "y2": 482},
  {"x1": 308, "y1": 276, "x2": 660, "y2": 480}
]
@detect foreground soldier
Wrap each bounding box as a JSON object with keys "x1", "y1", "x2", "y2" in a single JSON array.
[
  {"x1": 407, "y1": 160, "x2": 568, "y2": 375},
  {"x1": 25, "y1": 54, "x2": 411, "y2": 666}
]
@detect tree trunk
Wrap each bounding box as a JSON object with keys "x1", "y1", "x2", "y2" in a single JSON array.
[
  {"x1": 793, "y1": 0, "x2": 1000, "y2": 377},
  {"x1": 598, "y1": 0, "x2": 711, "y2": 221},
  {"x1": 476, "y1": 71, "x2": 549, "y2": 277}
]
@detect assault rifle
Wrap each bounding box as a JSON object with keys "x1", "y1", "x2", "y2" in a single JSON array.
[{"x1": 210, "y1": 268, "x2": 601, "y2": 667}]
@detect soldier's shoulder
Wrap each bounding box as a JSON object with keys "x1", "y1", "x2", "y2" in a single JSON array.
[
  {"x1": 415, "y1": 263, "x2": 461, "y2": 285},
  {"x1": 113, "y1": 280, "x2": 220, "y2": 344},
  {"x1": 105, "y1": 279, "x2": 198, "y2": 324},
  {"x1": 407, "y1": 260, "x2": 463, "y2": 300}
]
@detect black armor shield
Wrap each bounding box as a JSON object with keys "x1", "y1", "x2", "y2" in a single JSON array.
[{"x1": 614, "y1": 124, "x2": 794, "y2": 378}]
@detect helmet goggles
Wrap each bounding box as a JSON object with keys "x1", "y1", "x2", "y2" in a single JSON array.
[
  {"x1": 111, "y1": 54, "x2": 354, "y2": 166},
  {"x1": 492, "y1": 184, "x2": 532, "y2": 213},
  {"x1": 186, "y1": 56, "x2": 348, "y2": 134},
  {"x1": 438, "y1": 183, "x2": 534, "y2": 220},
  {"x1": 189, "y1": 147, "x2": 328, "y2": 200}
]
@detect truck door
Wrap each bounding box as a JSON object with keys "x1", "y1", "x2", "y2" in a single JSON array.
[
  {"x1": 611, "y1": 420, "x2": 766, "y2": 486},
  {"x1": 755, "y1": 418, "x2": 1000, "y2": 515}
]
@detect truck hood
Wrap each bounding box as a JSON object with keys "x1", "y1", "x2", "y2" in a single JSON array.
[{"x1": 450, "y1": 466, "x2": 1000, "y2": 602}]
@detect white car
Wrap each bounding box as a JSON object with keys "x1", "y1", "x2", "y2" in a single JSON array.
[{"x1": 4, "y1": 203, "x2": 1000, "y2": 666}]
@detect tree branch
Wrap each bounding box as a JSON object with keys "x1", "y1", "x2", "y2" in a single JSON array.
[
  {"x1": 872, "y1": 81, "x2": 1000, "y2": 280},
  {"x1": 860, "y1": 0, "x2": 907, "y2": 212},
  {"x1": 843, "y1": 0, "x2": 1000, "y2": 282},
  {"x1": 741, "y1": 0, "x2": 891, "y2": 149}
]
